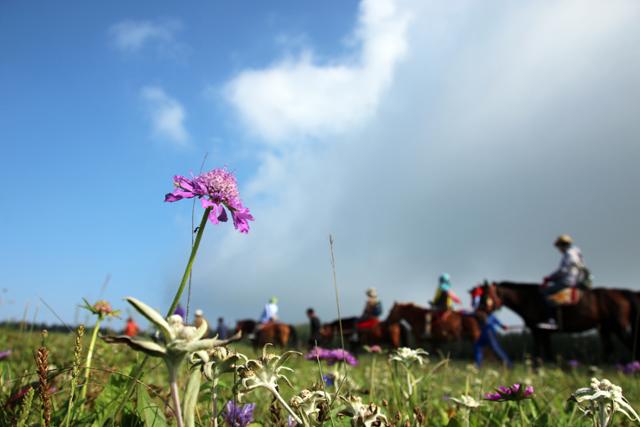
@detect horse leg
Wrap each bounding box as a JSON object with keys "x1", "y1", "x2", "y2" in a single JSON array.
[{"x1": 598, "y1": 326, "x2": 615, "y2": 363}]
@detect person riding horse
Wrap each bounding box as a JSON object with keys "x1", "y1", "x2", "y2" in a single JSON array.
[
  {"x1": 538, "y1": 235, "x2": 591, "y2": 330},
  {"x1": 431, "y1": 273, "x2": 461, "y2": 315},
  {"x1": 357, "y1": 288, "x2": 383, "y2": 330}
]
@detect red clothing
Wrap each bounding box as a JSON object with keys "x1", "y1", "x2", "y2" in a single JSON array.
[
  {"x1": 357, "y1": 318, "x2": 380, "y2": 330},
  {"x1": 124, "y1": 320, "x2": 140, "y2": 337}
]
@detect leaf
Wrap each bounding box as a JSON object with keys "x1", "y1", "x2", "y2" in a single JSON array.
[
  {"x1": 137, "y1": 384, "x2": 167, "y2": 427},
  {"x1": 126, "y1": 297, "x2": 174, "y2": 342}
]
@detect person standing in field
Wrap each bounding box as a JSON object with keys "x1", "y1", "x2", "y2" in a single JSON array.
[
  {"x1": 216, "y1": 317, "x2": 229, "y2": 339},
  {"x1": 306, "y1": 308, "x2": 321, "y2": 348},
  {"x1": 124, "y1": 317, "x2": 140, "y2": 337},
  {"x1": 474, "y1": 310, "x2": 512, "y2": 369}
]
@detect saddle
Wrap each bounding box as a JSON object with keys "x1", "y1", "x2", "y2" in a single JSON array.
[{"x1": 546, "y1": 287, "x2": 582, "y2": 306}]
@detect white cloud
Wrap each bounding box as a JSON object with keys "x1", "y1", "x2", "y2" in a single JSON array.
[
  {"x1": 109, "y1": 19, "x2": 182, "y2": 53},
  {"x1": 187, "y1": 0, "x2": 640, "y2": 326},
  {"x1": 140, "y1": 86, "x2": 189, "y2": 145},
  {"x1": 224, "y1": 0, "x2": 411, "y2": 143}
]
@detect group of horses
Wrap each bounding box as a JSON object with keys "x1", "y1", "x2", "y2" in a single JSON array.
[{"x1": 234, "y1": 281, "x2": 640, "y2": 363}]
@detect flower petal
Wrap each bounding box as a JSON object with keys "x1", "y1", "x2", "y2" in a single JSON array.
[
  {"x1": 102, "y1": 335, "x2": 166, "y2": 358},
  {"x1": 126, "y1": 297, "x2": 175, "y2": 341}
]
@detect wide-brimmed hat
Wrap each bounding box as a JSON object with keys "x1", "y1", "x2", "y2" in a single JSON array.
[
  {"x1": 366, "y1": 288, "x2": 378, "y2": 298},
  {"x1": 555, "y1": 235, "x2": 573, "y2": 246}
]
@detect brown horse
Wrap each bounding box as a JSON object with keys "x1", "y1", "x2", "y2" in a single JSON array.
[
  {"x1": 235, "y1": 319, "x2": 297, "y2": 348},
  {"x1": 385, "y1": 302, "x2": 480, "y2": 348},
  {"x1": 479, "y1": 281, "x2": 639, "y2": 362}
]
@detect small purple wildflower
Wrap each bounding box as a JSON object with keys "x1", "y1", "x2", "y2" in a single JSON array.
[
  {"x1": 223, "y1": 401, "x2": 256, "y2": 427},
  {"x1": 568, "y1": 359, "x2": 580, "y2": 369},
  {"x1": 165, "y1": 168, "x2": 254, "y2": 233},
  {"x1": 484, "y1": 383, "x2": 534, "y2": 402},
  {"x1": 305, "y1": 347, "x2": 358, "y2": 366},
  {"x1": 0, "y1": 350, "x2": 11, "y2": 361},
  {"x1": 322, "y1": 374, "x2": 335, "y2": 387},
  {"x1": 620, "y1": 361, "x2": 640, "y2": 375},
  {"x1": 287, "y1": 415, "x2": 298, "y2": 427}
]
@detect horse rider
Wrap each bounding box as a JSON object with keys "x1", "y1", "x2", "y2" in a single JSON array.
[
  {"x1": 538, "y1": 234, "x2": 589, "y2": 330},
  {"x1": 259, "y1": 296, "x2": 279, "y2": 328},
  {"x1": 357, "y1": 288, "x2": 383, "y2": 331},
  {"x1": 431, "y1": 273, "x2": 462, "y2": 312}
]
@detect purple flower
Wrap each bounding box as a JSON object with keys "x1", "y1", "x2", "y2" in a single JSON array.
[
  {"x1": 568, "y1": 359, "x2": 580, "y2": 369},
  {"x1": 304, "y1": 347, "x2": 358, "y2": 366},
  {"x1": 322, "y1": 374, "x2": 335, "y2": 387},
  {"x1": 620, "y1": 361, "x2": 640, "y2": 375},
  {"x1": 0, "y1": 350, "x2": 11, "y2": 361},
  {"x1": 165, "y1": 168, "x2": 254, "y2": 233},
  {"x1": 484, "y1": 383, "x2": 534, "y2": 402},
  {"x1": 223, "y1": 401, "x2": 256, "y2": 427}
]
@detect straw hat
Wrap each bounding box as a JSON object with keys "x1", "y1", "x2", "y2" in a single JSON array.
[
  {"x1": 366, "y1": 288, "x2": 378, "y2": 298},
  {"x1": 555, "y1": 235, "x2": 573, "y2": 247}
]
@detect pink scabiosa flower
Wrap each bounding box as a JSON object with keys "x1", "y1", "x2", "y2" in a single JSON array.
[
  {"x1": 484, "y1": 383, "x2": 534, "y2": 402},
  {"x1": 165, "y1": 168, "x2": 254, "y2": 233}
]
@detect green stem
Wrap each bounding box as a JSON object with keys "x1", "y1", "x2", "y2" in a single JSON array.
[
  {"x1": 369, "y1": 355, "x2": 376, "y2": 401},
  {"x1": 80, "y1": 316, "x2": 102, "y2": 402},
  {"x1": 269, "y1": 386, "x2": 302, "y2": 425},
  {"x1": 167, "y1": 207, "x2": 211, "y2": 317},
  {"x1": 112, "y1": 207, "x2": 211, "y2": 424}
]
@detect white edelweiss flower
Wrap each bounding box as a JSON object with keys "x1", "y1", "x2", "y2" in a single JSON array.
[
  {"x1": 570, "y1": 377, "x2": 640, "y2": 427},
  {"x1": 450, "y1": 395, "x2": 482, "y2": 409},
  {"x1": 103, "y1": 297, "x2": 241, "y2": 376},
  {"x1": 338, "y1": 395, "x2": 388, "y2": 427},
  {"x1": 388, "y1": 347, "x2": 429, "y2": 367}
]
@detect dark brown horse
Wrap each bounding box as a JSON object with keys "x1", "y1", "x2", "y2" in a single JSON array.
[
  {"x1": 235, "y1": 319, "x2": 298, "y2": 348},
  {"x1": 479, "y1": 281, "x2": 639, "y2": 361},
  {"x1": 385, "y1": 302, "x2": 480, "y2": 348},
  {"x1": 319, "y1": 317, "x2": 406, "y2": 350},
  {"x1": 318, "y1": 317, "x2": 360, "y2": 347}
]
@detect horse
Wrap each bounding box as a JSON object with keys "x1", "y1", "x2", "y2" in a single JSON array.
[
  {"x1": 385, "y1": 302, "x2": 480, "y2": 348},
  {"x1": 235, "y1": 319, "x2": 297, "y2": 348},
  {"x1": 318, "y1": 317, "x2": 407, "y2": 350},
  {"x1": 478, "y1": 281, "x2": 640, "y2": 362},
  {"x1": 318, "y1": 317, "x2": 360, "y2": 347}
]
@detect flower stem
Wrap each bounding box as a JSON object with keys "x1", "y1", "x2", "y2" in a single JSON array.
[
  {"x1": 269, "y1": 387, "x2": 302, "y2": 425},
  {"x1": 170, "y1": 379, "x2": 185, "y2": 427},
  {"x1": 167, "y1": 207, "x2": 211, "y2": 317},
  {"x1": 80, "y1": 316, "x2": 102, "y2": 402}
]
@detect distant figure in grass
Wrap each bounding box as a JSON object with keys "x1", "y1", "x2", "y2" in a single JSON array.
[
  {"x1": 357, "y1": 288, "x2": 383, "y2": 330},
  {"x1": 124, "y1": 317, "x2": 140, "y2": 337},
  {"x1": 173, "y1": 304, "x2": 186, "y2": 321},
  {"x1": 216, "y1": 317, "x2": 229, "y2": 339},
  {"x1": 473, "y1": 282, "x2": 512, "y2": 368},
  {"x1": 538, "y1": 235, "x2": 591, "y2": 330},
  {"x1": 306, "y1": 308, "x2": 321, "y2": 349}
]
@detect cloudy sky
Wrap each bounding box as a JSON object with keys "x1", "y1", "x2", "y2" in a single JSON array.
[{"x1": 1, "y1": 0, "x2": 639, "y2": 328}]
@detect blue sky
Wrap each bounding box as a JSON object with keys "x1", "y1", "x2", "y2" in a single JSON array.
[{"x1": 2, "y1": 0, "x2": 640, "y2": 329}]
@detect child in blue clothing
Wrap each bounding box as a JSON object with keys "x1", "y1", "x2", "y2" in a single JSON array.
[{"x1": 474, "y1": 311, "x2": 512, "y2": 369}]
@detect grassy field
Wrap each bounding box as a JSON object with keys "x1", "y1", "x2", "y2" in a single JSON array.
[{"x1": 1, "y1": 326, "x2": 639, "y2": 426}]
